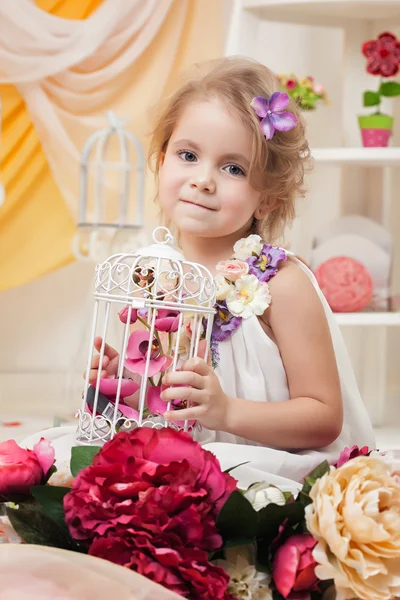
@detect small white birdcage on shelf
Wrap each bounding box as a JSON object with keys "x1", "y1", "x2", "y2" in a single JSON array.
[
  {"x1": 77, "y1": 226, "x2": 216, "y2": 445},
  {"x1": 72, "y1": 110, "x2": 147, "y2": 263}
]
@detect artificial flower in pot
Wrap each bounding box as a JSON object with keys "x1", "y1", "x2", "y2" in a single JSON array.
[
  {"x1": 277, "y1": 73, "x2": 329, "y2": 111},
  {"x1": 359, "y1": 31, "x2": 400, "y2": 147}
]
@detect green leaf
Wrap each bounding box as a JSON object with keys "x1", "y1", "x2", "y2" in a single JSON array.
[
  {"x1": 31, "y1": 486, "x2": 70, "y2": 529},
  {"x1": 6, "y1": 505, "x2": 81, "y2": 551},
  {"x1": 380, "y1": 81, "x2": 400, "y2": 97},
  {"x1": 298, "y1": 460, "x2": 330, "y2": 506},
  {"x1": 257, "y1": 502, "x2": 305, "y2": 542},
  {"x1": 70, "y1": 446, "x2": 100, "y2": 477},
  {"x1": 217, "y1": 490, "x2": 258, "y2": 542},
  {"x1": 363, "y1": 90, "x2": 381, "y2": 107},
  {"x1": 224, "y1": 461, "x2": 250, "y2": 474}
]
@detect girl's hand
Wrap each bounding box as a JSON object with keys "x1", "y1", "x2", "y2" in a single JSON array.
[
  {"x1": 160, "y1": 357, "x2": 230, "y2": 431},
  {"x1": 84, "y1": 337, "x2": 120, "y2": 383}
]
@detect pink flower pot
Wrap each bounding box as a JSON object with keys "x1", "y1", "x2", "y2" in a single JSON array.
[{"x1": 361, "y1": 128, "x2": 392, "y2": 147}]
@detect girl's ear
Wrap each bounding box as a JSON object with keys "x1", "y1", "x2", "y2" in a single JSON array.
[{"x1": 253, "y1": 196, "x2": 282, "y2": 220}]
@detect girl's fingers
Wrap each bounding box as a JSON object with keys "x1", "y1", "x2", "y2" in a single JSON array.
[
  {"x1": 163, "y1": 371, "x2": 204, "y2": 389},
  {"x1": 90, "y1": 354, "x2": 110, "y2": 369},
  {"x1": 181, "y1": 357, "x2": 210, "y2": 376},
  {"x1": 94, "y1": 337, "x2": 119, "y2": 360},
  {"x1": 160, "y1": 386, "x2": 206, "y2": 404},
  {"x1": 84, "y1": 369, "x2": 108, "y2": 383},
  {"x1": 165, "y1": 406, "x2": 205, "y2": 422}
]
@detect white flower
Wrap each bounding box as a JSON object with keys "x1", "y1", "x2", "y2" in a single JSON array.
[
  {"x1": 214, "y1": 546, "x2": 273, "y2": 600},
  {"x1": 226, "y1": 274, "x2": 271, "y2": 319},
  {"x1": 0, "y1": 516, "x2": 22, "y2": 544},
  {"x1": 244, "y1": 482, "x2": 286, "y2": 512},
  {"x1": 215, "y1": 275, "x2": 233, "y2": 301},
  {"x1": 233, "y1": 234, "x2": 263, "y2": 261}
]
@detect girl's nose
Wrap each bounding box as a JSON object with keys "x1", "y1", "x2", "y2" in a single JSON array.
[{"x1": 189, "y1": 174, "x2": 216, "y2": 194}]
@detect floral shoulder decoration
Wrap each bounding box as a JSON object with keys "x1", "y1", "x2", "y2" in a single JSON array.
[{"x1": 211, "y1": 234, "x2": 287, "y2": 367}]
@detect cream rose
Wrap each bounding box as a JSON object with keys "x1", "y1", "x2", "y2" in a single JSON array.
[
  {"x1": 233, "y1": 234, "x2": 263, "y2": 261},
  {"x1": 305, "y1": 456, "x2": 400, "y2": 600},
  {"x1": 214, "y1": 275, "x2": 233, "y2": 301},
  {"x1": 215, "y1": 259, "x2": 249, "y2": 282},
  {"x1": 0, "y1": 516, "x2": 22, "y2": 544}
]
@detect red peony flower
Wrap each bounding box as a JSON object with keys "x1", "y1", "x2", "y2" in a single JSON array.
[
  {"x1": 89, "y1": 529, "x2": 232, "y2": 599},
  {"x1": 362, "y1": 32, "x2": 400, "y2": 77},
  {"x1": 64, "y1": 428, "x2": 236, "y2": 552}
]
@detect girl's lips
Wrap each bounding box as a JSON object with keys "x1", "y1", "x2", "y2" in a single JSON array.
[{"x1": 180, "y1": 199, "x2": 216, "y2": 211}]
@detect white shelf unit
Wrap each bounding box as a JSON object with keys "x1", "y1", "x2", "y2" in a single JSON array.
[
  {"x1": 241, "y1": 1, "x2": 400, "y2": 26},
  {"x1": 312, "y1": 147, "x2": 400, "y2": 166},
  {"x1": 335, "y1": 312, "x2": 400, "y2": 326},
  {"x1": 226, "y1": 0, "x2": 400, "y2": 427}
]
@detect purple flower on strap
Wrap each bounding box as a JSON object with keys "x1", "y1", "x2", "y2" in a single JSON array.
[
  {"x1": 251, "y1": 93, "x2": 297, "y2": 140},
  {"x1": 247, "y1": 244, "x2": 287, "y2": 282},
  {"x1": 212, "y1": 301, "x2": 242, "y2": 342}
]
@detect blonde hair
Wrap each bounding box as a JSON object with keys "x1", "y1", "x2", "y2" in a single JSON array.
[{"x1": 149, "y1": 56, "x2": 311, "y2": 243}]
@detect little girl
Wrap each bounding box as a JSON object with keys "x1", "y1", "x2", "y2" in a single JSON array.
[{"x1": 89, "y1": 56, "x2": 375, "y2": 489}]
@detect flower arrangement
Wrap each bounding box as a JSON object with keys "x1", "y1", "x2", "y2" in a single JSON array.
[
  {"x1": 1, "y1": 430, "x2": 399, "y2": 600},
  {"x1": 359, "y1": 31, "x2": 400, "y2": 146},
  {"x1": 211, "y1": 235, "x2": 286, "y2": 367},
  {"x1": 277, "y1": 74, "x2": 329, "y2": 111}
]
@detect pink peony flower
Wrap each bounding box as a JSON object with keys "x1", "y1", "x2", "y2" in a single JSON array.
[
  {"x1": 0, "y1": 438, "x2": 55, "y2": 496},
  {"x1": 118, "y1": 305, "x2": 138, "y2": 324},
  {"x1": 273, "y1": 534, "x2": 319, "y2": 599},
  {"x1": 215, "y1": 259, "x2": 249, "y2": 282},
  {"x1": 154, "y1": 309, "x2": 180, "y2": 333},
  {"x1": 90, "y1": 530, "x2": 232, "y2": 599},
  {"x1": 124, "y1": 330, "x2": 171, "y2": 377},
  {"x1": 335, "y1": 444, "x2": 370, "y2": 468},
  {"x1": 64, "y1": 428, "x2": 237, "y2": 552}
]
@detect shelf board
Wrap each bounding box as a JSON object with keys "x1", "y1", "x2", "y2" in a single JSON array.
[
  {"x1": 311, "y1": 147, "x2": 400, "y2": 166},
  {"x1": 243, "y1": 0, "x2": 400, "y2": 26},
  {"x1": 335, "y1": 312, "x2": 400, "y2": 326}
]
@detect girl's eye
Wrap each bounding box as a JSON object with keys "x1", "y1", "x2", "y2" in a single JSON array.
[
  {"x1": 224, "y1": 164, "x2": 245, "y2": 177},
  {"x1": 177, "y1": 150, "x2": 197, "y2": 163}
]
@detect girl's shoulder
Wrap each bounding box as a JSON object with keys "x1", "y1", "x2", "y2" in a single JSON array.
[{"x1": 262, "y1": 253, "x2": 325, "y2": 329}]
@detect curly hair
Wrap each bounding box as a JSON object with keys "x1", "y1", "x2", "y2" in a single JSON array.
[{"x1": 148, "y1": 56, "x2": 312, "y2": 243}]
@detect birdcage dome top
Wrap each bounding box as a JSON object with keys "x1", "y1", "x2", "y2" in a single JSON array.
[{"x1": 93, "y1": 227, "x2": 215, "y2": 310}]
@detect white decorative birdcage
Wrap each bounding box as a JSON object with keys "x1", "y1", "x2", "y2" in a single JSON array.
[
  {"x1": 77, "y1": 227, "x2": 216, "y2": 445},
  {"x1": 72, "y1": 110, "x2": 146, "y2": 262}
]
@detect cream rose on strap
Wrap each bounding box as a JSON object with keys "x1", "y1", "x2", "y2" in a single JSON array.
[
  {"x1": 305, "y1": 456, "x2": 400, "y2": 600},
  {"x1": 226, "y1": 274, "x2": 271, "y2": 318},
  {"x1": 233, "y1": 234, "x2": 263, "y2": 261}
]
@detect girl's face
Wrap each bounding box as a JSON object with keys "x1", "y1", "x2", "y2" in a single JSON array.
[{"x1": 158, "y1": 98, "x2": 263, "y2": 240}]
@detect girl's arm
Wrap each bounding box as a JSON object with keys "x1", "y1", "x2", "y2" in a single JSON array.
[{"x1": 222, "y1": 261, "x2": 343, "y2": 449}]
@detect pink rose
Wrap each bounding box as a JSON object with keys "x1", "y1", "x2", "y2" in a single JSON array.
[
  {"x1": 273, "y1": 534, "x2": 319, "y2": 599},
  {"x1": 215, "y1": 259, "x2": 249, "y2": 282},
  {"x1": 0, "y1": 438, "x2": 55, "y2": 496},
  {"x1": 335, "y1": 444, "x2": 370, "y2": 467}
]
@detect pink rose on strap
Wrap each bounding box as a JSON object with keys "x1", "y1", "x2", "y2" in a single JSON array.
[
  {"x1": 0, "y1": 438, "x2": 55, "y2": 496},
  {"x1": 273, "y1": 534, "x2": 319, "y2": 599},
  {"x1": 215, "y1": 259, "x2": 249, "y2": 282}
]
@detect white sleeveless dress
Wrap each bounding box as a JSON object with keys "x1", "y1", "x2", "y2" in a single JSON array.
[
  {"x1": 196, "y1": 255, "x2": 376, "y2": 492},
  {"x1": 20, "y1": 255, "x2": 375, "y2": 495}
]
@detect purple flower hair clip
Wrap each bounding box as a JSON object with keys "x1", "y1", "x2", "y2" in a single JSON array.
[{"x1": 251, "y1": 93, "x2": 297, "y2": 140}]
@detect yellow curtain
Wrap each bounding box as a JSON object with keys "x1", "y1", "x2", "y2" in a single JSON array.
[
  {"x1": 0, "y1": 0, "x2": 104, "y2": 291},
  {"x1": 0, "y1": 0, "x2": 224, "y2": 291}
]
